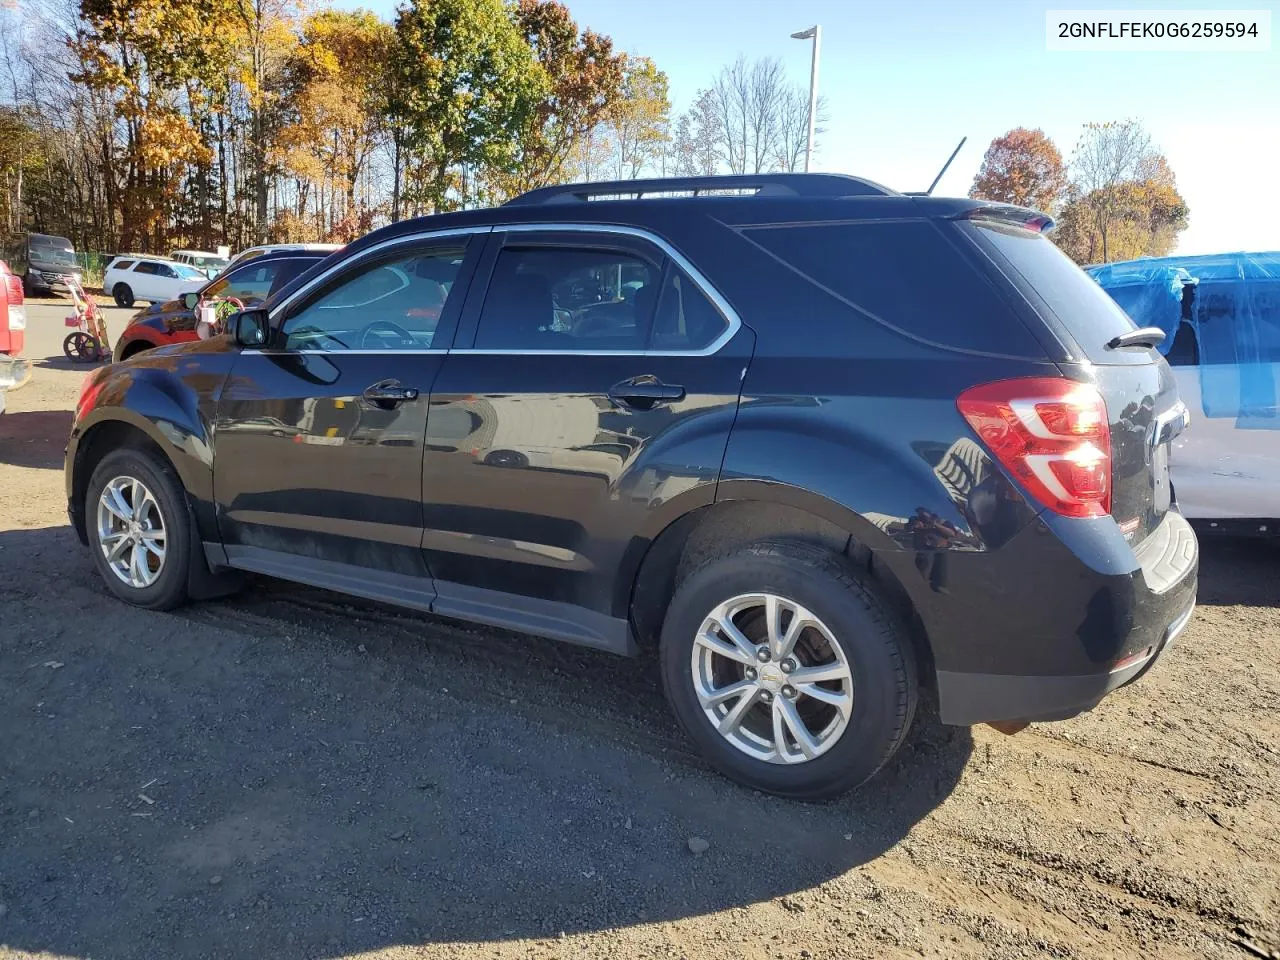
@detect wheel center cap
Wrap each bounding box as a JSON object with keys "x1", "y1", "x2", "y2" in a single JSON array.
[{"x1": 758, "y1": 664, "x2": 785, "y2": 690}]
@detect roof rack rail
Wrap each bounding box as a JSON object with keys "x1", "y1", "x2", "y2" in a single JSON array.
[{"x1": 504, "y1": 173, "x2": 897, "y2": 206}]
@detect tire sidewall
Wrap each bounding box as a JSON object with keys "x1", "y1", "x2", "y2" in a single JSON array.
[
  {"x1": 114, "y1": 284, "x2": 133, "y2": 308},
  {"x1": 86, "y1": 449, "x2": 190, "y2": 609},
  {"x1": 660, "y1": 546, "x2": 913, "y2": 798}
]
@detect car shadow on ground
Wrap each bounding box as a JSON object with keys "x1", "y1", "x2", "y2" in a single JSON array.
[
  {"x1": 0, "y1": 524, "x2": 973, "y2": 960},
  {"x1": 1195, "y1": 534, "x2": 1280, "y2": 608},
  {"x1": 31, "y1": 353, "x2": 109, "y2": 374},
  {"x1": 0, "y1": 409, "x2": 73, "y2": 469}
]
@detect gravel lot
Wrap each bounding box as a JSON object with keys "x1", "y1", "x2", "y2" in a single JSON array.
[{"x1": 2, "y1": 302, "x2": 1278, "y2": 960}]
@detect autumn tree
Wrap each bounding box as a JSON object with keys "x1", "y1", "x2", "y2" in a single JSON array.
[
  {"x1": 1054, "y1": 153, "x2": 1189, "y2": 265},
  {"x1": 389, "y1": 0, "x2": 545, "y2": 213},
  {"x1": 1068, "y1": 119, "x2": 1160, "y2": 263},
  {"x1": 608, "y1": 55, "x2": 670, "y2": 179},
  {"x1": 279, "y1": 9, "x2": 392, "y2": 236},
  {"x1": 969, "y1": 127, "x2": 1067, "y2": 212},
  {"x1": 499, "y1": 0, "x2": 625, "y2": 194},
  {"x1": 73, "y1": 0, "x2": 239, "y2": 249}
]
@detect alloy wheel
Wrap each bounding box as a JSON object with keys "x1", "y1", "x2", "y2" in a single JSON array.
[
  {"x1": 691, "y1": 593, "x2": 854, "y2": 764},
  {"x1": 96, "y1": 475, "x2": 167, "y2": 589}
]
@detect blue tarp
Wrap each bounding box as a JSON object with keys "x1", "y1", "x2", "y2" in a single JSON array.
[{"x1": 1088, "y1": 252, "x2": 1280, "y2": 425}]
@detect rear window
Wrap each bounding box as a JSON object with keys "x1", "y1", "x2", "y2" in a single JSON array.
[
  {"x1": 965, "y1": 220, "x2": 1137, "y2": 363},
  {"x1": 741, "y1": 220, "x2": 1045, "y2": 357}
]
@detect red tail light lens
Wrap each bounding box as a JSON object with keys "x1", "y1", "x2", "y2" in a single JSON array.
[{"x1": 957, "y1": 377, "x2": 1111, "y2": 518}]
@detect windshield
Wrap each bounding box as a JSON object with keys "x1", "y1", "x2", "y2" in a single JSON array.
[
  {"x1": 34, "y1": 246, "x2": 77, "y2": 266},
  {"x1": 173, "y1": 263, "x2": 209, "y2": 281}
]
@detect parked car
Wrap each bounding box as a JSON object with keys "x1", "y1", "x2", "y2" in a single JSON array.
[
  {"x1": 1089, "y1": 253, "x2": 1280, "y2": 534},
  {"x1": 112, "y1": 251, "x2": 329, "y2": 361},
  {"x1": 66, "y1": 174, "x2": 1198, "y2": 800},
  {"x1": 0, "y1": 259, "x2": 28, "y2": 414},
  {"x1": 102, "y1": 256, "x2": 210, "y2": 307},
  {"x1": 226, "y1": 242, "x2": 342, "y2": 271},
  {"x1": 171, "y1": 249, "x2": 231, "y2": 279},
  {"x1": 22, "y1": 232, "x2": 83, "y2": 296}
]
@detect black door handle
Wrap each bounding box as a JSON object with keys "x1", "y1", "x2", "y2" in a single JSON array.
[
  {"x1": 608, "y1": 377, "x2": 685, "y2": 410},
  {"x1": 363, "y1": 379, "x2": 419, "y2": 406}
]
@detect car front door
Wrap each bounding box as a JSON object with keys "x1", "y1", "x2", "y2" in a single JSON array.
[
  {"x1": 212, "y1": 231, "x2": 483, "y2": 593},
  {"x1": 130, "y1": 261, "x2": 162, "y2": 301},
  {"x1": 421, "y1": 227, "x2": 751, "y2": 651}
]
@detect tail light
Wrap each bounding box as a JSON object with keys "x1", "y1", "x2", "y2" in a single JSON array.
[
  {"x1": 5, "y1": 274, "x2": 22, "y2": 330},
  {"x1": 957, "y1": 377, "x2": 1111, "y2": 519}
]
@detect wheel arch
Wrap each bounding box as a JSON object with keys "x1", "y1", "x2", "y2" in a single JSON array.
[
  {"x1": 69, "y1": 395, "x2": 215, "y2": 547},
  {"x1": 625, "y1": 489, "x2": 935, "y2": 687}
]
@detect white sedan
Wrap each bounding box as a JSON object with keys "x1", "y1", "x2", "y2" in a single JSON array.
[{"x1": 103, "y1": 256, "x2": 209, "y2": 307}]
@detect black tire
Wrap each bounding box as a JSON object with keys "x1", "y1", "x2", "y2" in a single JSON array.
[
  {"x1": 119, "y1": 340, "x2": 152, "y2": 361},
  {"x1": 85, "y1": 448, "x2": 192, "y2": 610},
  {"x1": 113, "y1": 283, "x2": 134, "y2": 308},
  {"x1": 63, "y1": 332, "x2": 100, "y2": 363},
  {"x1": 660, "y1": 540, "x2": 918, "y2": 801}
]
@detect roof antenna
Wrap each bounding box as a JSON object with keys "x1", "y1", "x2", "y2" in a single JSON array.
[{"x1": 925, "y1": 136, "x2": 967, "y2": 196}]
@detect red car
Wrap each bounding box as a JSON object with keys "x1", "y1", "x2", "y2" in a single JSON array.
[
  {"x1": 0, "y1": 259, "x2": 29, "y2": 414},
  {"x1": 111, "y1": 251, "x2": 331, "y2": 361}
]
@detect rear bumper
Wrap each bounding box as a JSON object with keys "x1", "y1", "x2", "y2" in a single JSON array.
[
  {"x1": 901, "y1": 508, "x2": 1199, "y2": 726},
  {"x1": 936, "y1": 595, "x2": 1195, "y2": 724},
  {"x1": 0, "y1": 355, "x2": 32, "y2": 404}
]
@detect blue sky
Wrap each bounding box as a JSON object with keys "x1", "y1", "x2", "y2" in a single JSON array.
[{"x1": 350, "y1": 0, "x2": 1279, "y2": 254}]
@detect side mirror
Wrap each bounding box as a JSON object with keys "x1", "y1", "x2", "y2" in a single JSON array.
[
  {"x1": 182, "y1": 292, "x2": 200, "y2": 310},
  {"x1": 233, "y1": 309, "x2": 270, "y2": 348}
]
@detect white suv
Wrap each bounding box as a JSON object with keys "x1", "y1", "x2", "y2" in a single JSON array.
[{"x1": 103, "y1": 256, "x2": 210, "y2": 307}]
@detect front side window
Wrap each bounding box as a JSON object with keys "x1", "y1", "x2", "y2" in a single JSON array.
[
  {"x1": 475, "y1": 246, "x2": 660, "y2": 351},
  {"x1": 281, "y1": 246, "x2": 465, "y2": 352}
]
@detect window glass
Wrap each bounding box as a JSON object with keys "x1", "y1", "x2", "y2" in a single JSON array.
[
  {"x1": 207, "y1": 262, "x2": 280, "y2": 307},
  {"x1": 475, "y1": 247, "x2": 659, "y2": 351},
  {"x1": 745, "y1": 220, "x2": 1046, "y2": 358},
  {"x1": 172, "y1": 263, "x2": 206, "y2": 281},
  {"x1": 967, "y1": 220, "x2": 1134, "y2": 361},
  {"x1": 153, "y1": 263, "x2": 177, "y2": 279},
  {"x1": 281, "y1": 246, "x2": 465, "y2": 351},
  {"x1": 113, "y1": 260, "x2": 135, "y2": 271},
  {"x1": 650, "y1": 269, "x2": 730, "y2": 351},
  {"x1": 133, "y1": 262, "x2": 159, "y2": 275}
]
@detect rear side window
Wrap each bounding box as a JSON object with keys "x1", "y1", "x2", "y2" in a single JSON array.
[
  {"x1": 965, "y1": 221, "x2": 1136, "y2": 363},
  {"x1": 742, "y1": 220, "x2": 1044, "y2": 357},
  {"x1": 113, "y1": 260, "x2": 135, "y2": 271},
  {"x1": 475, "y1": 247, "x2": 660, "y2": 351},
  {"x1": 133, "y1": 262, "x2": 158, "y2": 275}
]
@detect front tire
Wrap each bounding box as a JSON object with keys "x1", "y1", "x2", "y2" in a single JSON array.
[
  {"x1": 86, "y1": 448, "x2": 192, "y2": 610},
  {"x1": 113, "y1": 283, "x2": 134, "y2": 308},
  {"x1": 660, "y1": 540, "x2": 918, "y2": 800}
]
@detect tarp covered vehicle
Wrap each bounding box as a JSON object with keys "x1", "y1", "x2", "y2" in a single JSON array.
[{"x1": 1089, "y1": 252, "x2": 1280, "y2": 529}]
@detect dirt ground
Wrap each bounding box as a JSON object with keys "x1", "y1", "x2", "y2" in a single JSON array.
[{"x1": 2, "y1": 303, "x2": 1278, "y2": 960}]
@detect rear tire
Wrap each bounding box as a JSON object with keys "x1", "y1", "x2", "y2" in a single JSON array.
[
  {"x1": 113, "y1": 283, "x2": 134, "y2": 308},
  {"x1": 86, "y1": 448, "x2": 192, "y2": 610},
  {"x1": 660, "y1": 540, "x2": 917, "y2": 800}
]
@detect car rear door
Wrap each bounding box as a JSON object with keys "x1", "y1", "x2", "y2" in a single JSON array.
[
  {"x1": 212, "y1": 230, "x2": 484, "y2": 591},
  {"x1": 420, "y1": 226, "x2": 751, "y2": 650}
]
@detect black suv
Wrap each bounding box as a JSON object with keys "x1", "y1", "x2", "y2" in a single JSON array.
[{"x1": 66, "y1": 174, "x2": 1198, "y2": 800}]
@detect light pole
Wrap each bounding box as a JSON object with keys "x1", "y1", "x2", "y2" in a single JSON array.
[{"x1": 790, "y1": 25, "x2": 821, "y2": 173}]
